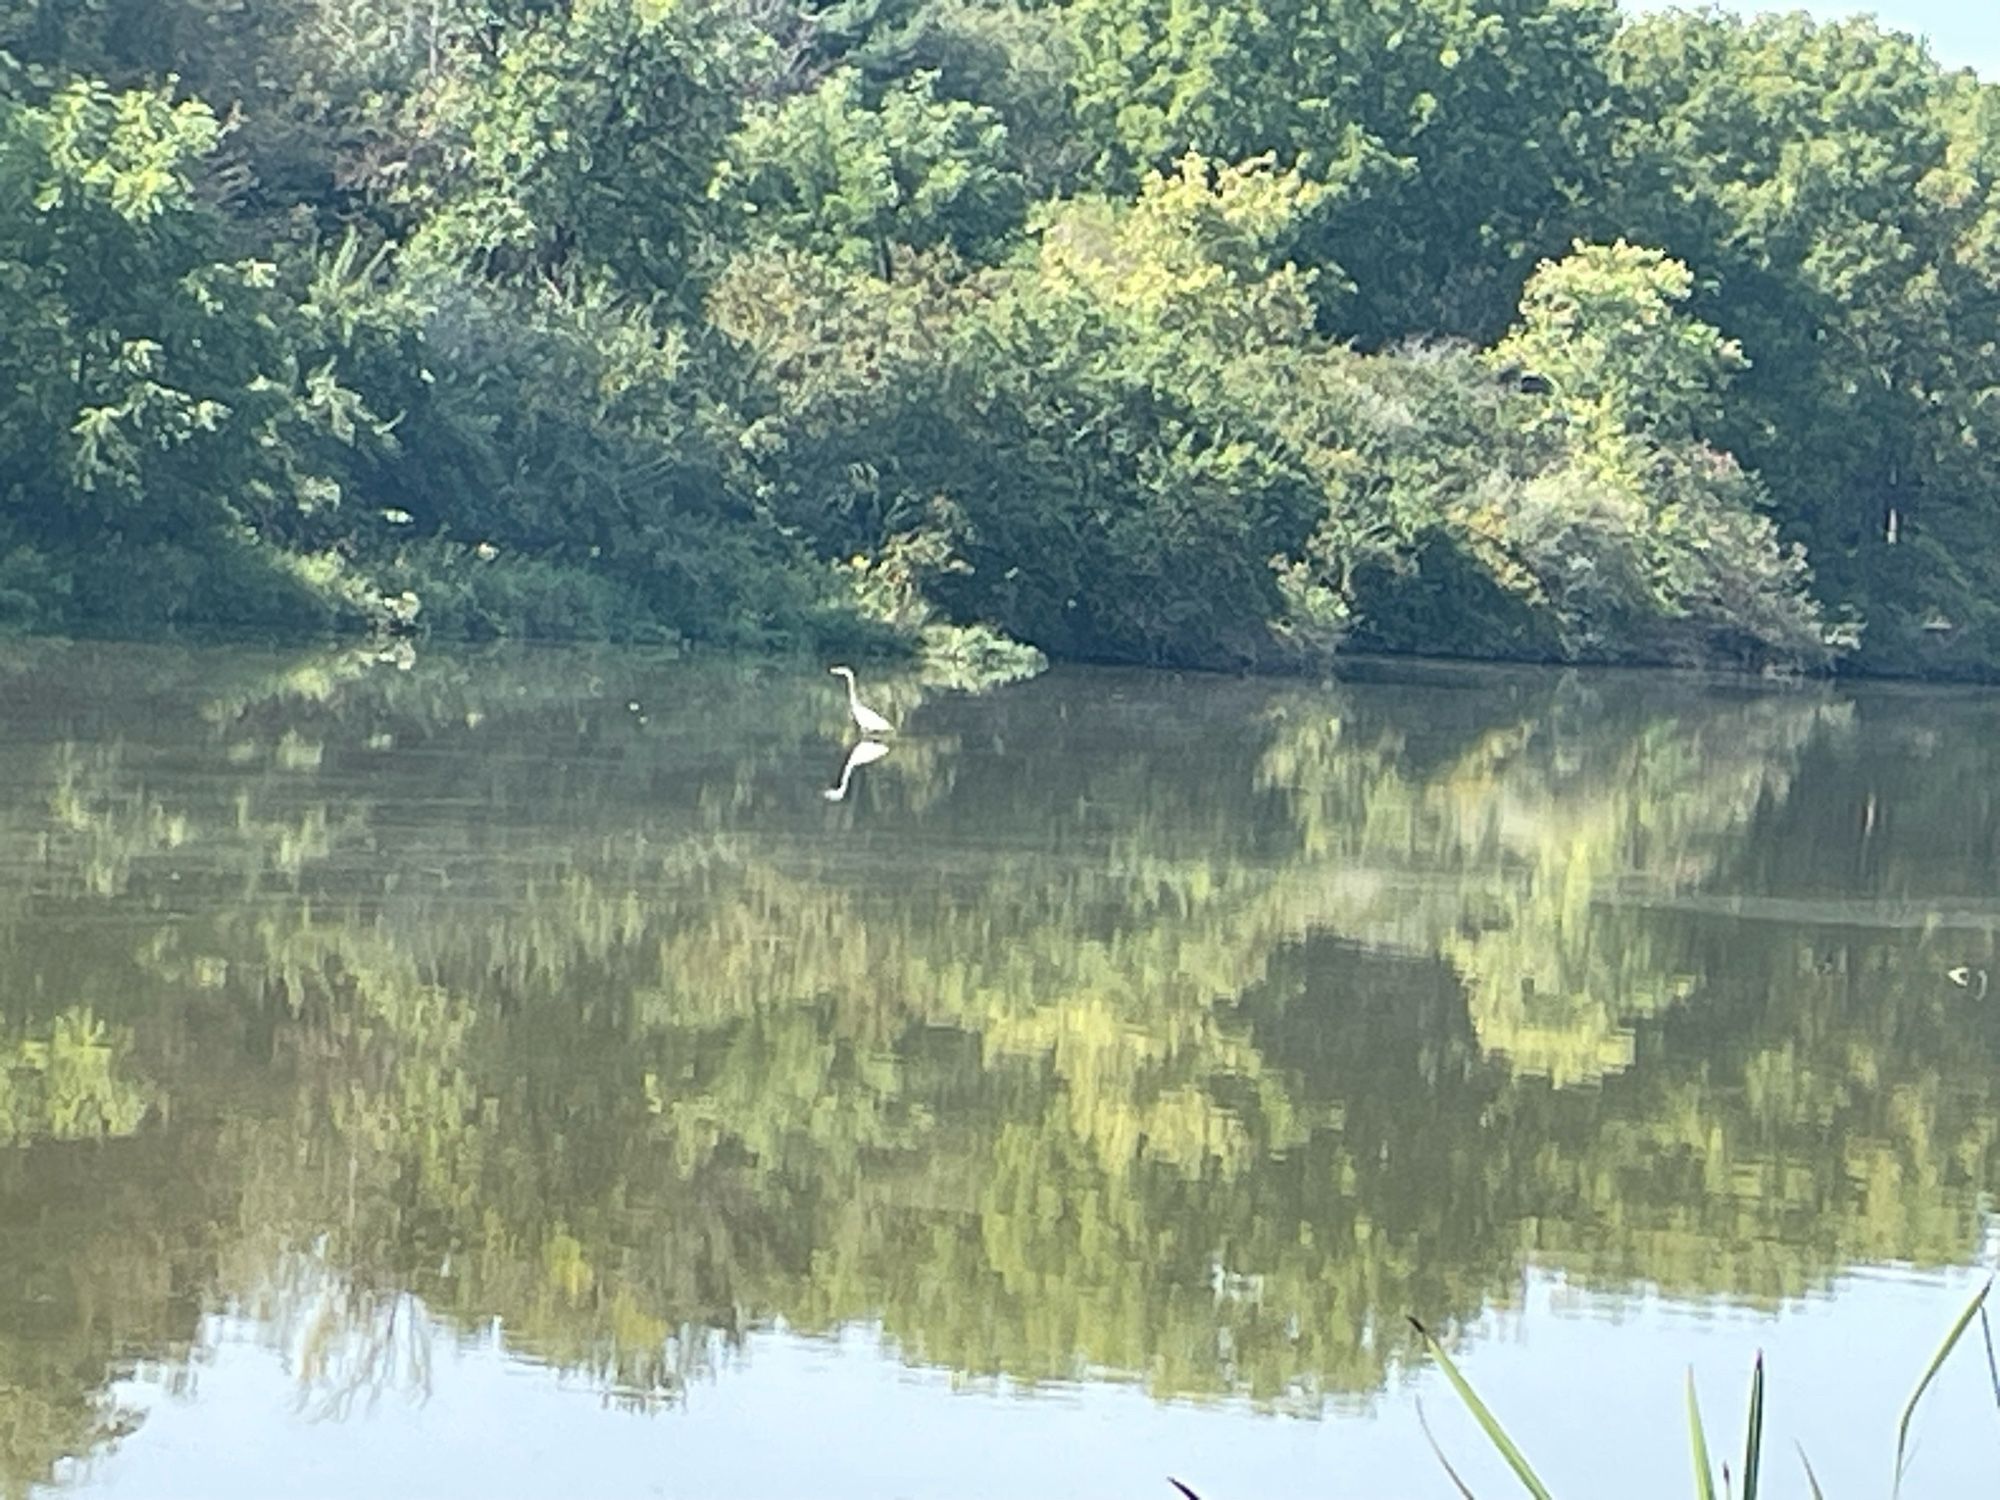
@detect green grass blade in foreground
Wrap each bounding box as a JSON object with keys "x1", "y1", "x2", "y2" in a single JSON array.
[
  {"x1": 1409, "y1": 1317, "x2": 1555, "y2": 1500},
  {"x1": 1981, "y1": 1305, "x2": 2000, "y2": 1411},
  {"x1": 1797, "y1": 1442, "x2": 1825, "y2": 1500},
  {"x1": 1894, "y1": 1274, "x2": 1993, "y2": 1498},
  {"x1": 1742, "y1": 1353, "x2": 1764, "y2": 1500},
  {"x1": 1686, "y1": 1370, "x2": 1717, "y2": 1500}
]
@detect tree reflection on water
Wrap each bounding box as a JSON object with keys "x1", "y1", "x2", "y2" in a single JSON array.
[{"x1": 1, "y1": 642, "x2": 1997, "y2": 1495}]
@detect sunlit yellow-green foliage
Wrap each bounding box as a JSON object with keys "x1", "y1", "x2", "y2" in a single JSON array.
[
  {"x1": 1035, "y1": 153, "x2": 1323, "y2": 345},
  {"x1": 1498, "y1": 240, "x2": 1746, "y2": 461},
  {"x1": 1, "y1": 643, "x2": 1998, "y2": 1491},
  {"x1": 0, "y1": 1009, "x2": 149, "y2": 1144}
]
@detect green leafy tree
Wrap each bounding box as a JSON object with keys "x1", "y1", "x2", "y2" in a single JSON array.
[
  {"x1": 1460, "y1": 240, "x2": 1829, "y2": 666},
  {"x1": 392, "y1": 0, "x2": 765, "y2": 299},
  {"x1": 1494, "y1": 239, "x2": 1741, "y2": 458},
  {"x1": 0, "y1": 74, "x2": 405, "y2": 627},
  {"x1": 1601, "y1": 12, "x2": 2000, "y2": 673},
  {"x1": 716, "y1": 152, "x2": 1333, "y2": 663},
  {"x1": 1064, "y1": 0, "x2": 1620, "y2": 339},
  {"x1": 718, "y1": 66, "x2": 1025, "y2": 273}
]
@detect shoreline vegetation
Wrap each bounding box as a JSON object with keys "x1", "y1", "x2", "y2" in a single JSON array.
[{"x1": 5, "y1": 3, "x2": 2000, "y2": 679}]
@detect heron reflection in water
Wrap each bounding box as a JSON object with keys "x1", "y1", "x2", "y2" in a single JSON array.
[{"x1": 824, "y1": 739, "x2": 889, "y2": 801}]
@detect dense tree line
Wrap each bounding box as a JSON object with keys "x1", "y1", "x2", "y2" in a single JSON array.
[{"x1": 3, "y1": 0, "x2": 1999, "y2": 674}]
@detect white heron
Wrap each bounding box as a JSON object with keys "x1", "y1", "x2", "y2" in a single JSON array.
[
  {"x1": 1948, "y1": 965, "x2": 1990, "y2": 998},
  {"x1": 828, "y1": 666, "x2": 894, "y2": 736},
  {"x1": 823, "y1": 739, "x2": 889, "y2": 801}
]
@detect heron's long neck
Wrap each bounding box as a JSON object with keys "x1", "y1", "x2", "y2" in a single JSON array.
[{"x1": 844, "y1": 676, "x2": 862, "y2": 712}]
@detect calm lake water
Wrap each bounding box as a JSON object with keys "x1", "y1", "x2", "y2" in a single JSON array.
[{"x1": 3, "y1": 640, "x2": 1998, "y2": 1498}]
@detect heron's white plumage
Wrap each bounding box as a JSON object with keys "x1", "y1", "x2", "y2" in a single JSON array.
[{"x1": 829, "y1": 666, "x2": 894, "y2": 736}]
